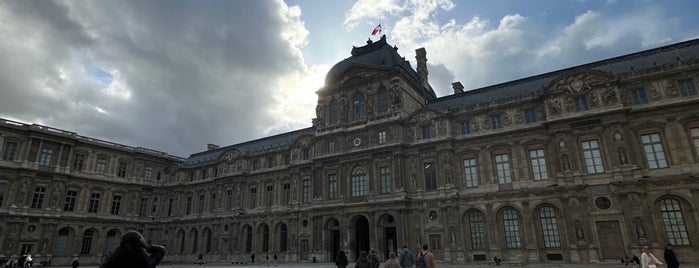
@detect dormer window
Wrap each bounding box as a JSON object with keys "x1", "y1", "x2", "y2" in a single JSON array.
[
  {"x1": 353, "y1": 92, "x2": 365, "y2": 119},
  {"x1": 574, "y1": 96, "x2": 589, "y2": 111},
  {"x1": 329, "y1": 100, "x2": 338, "y2": 123},
  {"x1": 377, "y1": 87, "x2": 388, "y2": 113}
]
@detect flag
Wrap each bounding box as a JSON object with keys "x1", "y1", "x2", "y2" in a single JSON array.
[{"x1": 371, "y1": 24, "x2": 381, "y2": 35}]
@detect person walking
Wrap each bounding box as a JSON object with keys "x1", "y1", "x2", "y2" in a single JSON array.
[
  {"x1": 355, "y1": 251, "x2": 371, "y2": 268},
  {"x1": 664, "y1": 243, "x2": 680, "y2": 268},
  {"x1": 641, "y1": 245, "x2": 663, "y2": 268},
  {"x1": 399, "y1": 245, "x2": 414, "y2": 268},
  {"x1": 334, "y1": 250, "x2": 348, "y2": 268},
  {"x1": 100, "y1": 231, "x2": 166, "y2": 268},
  {"x1": 367, "y1": 249, "x2": 380, "y2": 268},
  {"x1": 416, "y1": 244, "x2": 436, "y2": 268},
  {"x1": 70, "y1": 257, "x2": 79, "y2": 268},
  {"x1": 384, "y1": 251, "x2": 402, "y2": 268}
]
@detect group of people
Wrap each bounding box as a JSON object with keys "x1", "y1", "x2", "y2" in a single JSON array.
[
  {"x1": 3, "y1": 255, "x2": 34, "y2": 268},
  {"x1": 99, "y1": 231, "x2": 166, "y2": 268},
  {"x1": 335, "y1": 244, "x2": 436, "y2": 268},
  {"x1": 622, "y1": 244, "x2": 681, "y2": 268}
]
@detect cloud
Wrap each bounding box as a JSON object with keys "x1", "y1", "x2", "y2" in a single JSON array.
[{"x1": 0, "y1": 0, "x2": 313, "y2": 156}]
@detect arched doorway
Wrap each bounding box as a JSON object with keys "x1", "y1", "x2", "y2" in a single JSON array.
[
  {"x1": 325, "y1": 218, "x2": 341, "y2": 261},
  {"x1": 354, "y1": 216, "x2": 370, "y2": 259},
  {"x1": 379, "y1": 214, "x2": 397, "y2": 259}
]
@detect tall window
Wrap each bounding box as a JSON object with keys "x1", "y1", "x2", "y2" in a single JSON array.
[
  {"x1": 31, "y1": 186, "x2": 46, "y2": 208},
  {"x1": 266, "y1": 185, "x2": 273, "y2": 207},
  {"x1": 1, "y1": 141, "x2": 18, "y2": 161},
  {"x1": 105, "y1": 230, "x2": 118, "y2": 254},
  {"x1": 302, "y1": 180, "x2": 311, "y2": 203},
  {"x1": 117, "y1": 161, "x2": 128, "y2": 177},
  {"x1": 262, "y1": 225, "x2": 270, "y2": 252},
  {"x1": 468, "y1": 210, "x2": 486, "y2": 249},
  {"x1": 502, "y1": 208, "x2": 521, "y2": 249},
  {"x1": 379, "y1": 166, "x2": 391, "y2": 193},
  {"x1": 0, "y1": 183, "x2": 6, "y2": 206},
  {"x1": 329, "y1": 100, "x2": 338, "y2": 123},
  {"x1": 88, "y1": 193, "x2": 101, "y2": 213},
  {"x1": 424, "y1": 162, "x2": 437, "y2": 191},
  {"x1": 581, "y1": 140, "x2": 604, "y2": 173},
  {"x1": 460, "y1": 120, "x2": 471, "y2": 134},
  {"x1": 110, "y1": 195, "x2": 122, "y2": 215},
  {"x1": 280, "y1": 224, "x2": 288, "y2": 252},
  {"x1": 351, "y1": 166, "x2": 368, "y2": 197},
  {"x1": 691, "y1": 127, "x2": 699, "y2": 156},
  {"x1": 64, "y1": 190, "x2": 77, "y2": 211},
  {"x1": 80, "y1": 229, "x2": 94, "y2": 255},
  {"x1": 631, "y1": 87, "x2": 649, "y2": 104},
  {"x1": 72, "y1": 154, "x2": 86, "y2": 171},
  {"x1": 539, "y1": 206, "x2": 561, "y2": 248},
  {"x1": 463, "y1": 158, "x2": 479, "y2": 187},
  {"x1": 678, "y1": 79, "x2": 698, "y2": 97},
  {"x1": 186, "y1": 196, "x2": 192, "y2": 215},
  {"x1": 54, "y1": 228, "x2": 70, "y2": 256},
  {"x1": 529, "y1": 149, "x2": 549, "y2": 180},
  {"x1": 168, "y1": 198, "x2": 174, "y2": 216},
  {"x1": 283, "y1": 183, "x2": 291, "y2": 204},
  {"x1": 495, "y1": 154, "x2": 512, "y2": 184},
  {"x1": 95, "y1": 158, "x2": 107, "y2": 174},
  {"x1": 144, "y1": 166, "x2": 153, "y2": 180},
  {"x1": 574, "y1": 96, "x2": 589, "y2": 111},
  {"x1": 245, "y1": 226, "x2": 253, "y2": 253},
  {"x1": 249, "y1": 188, "x2": 257, "y2": 209},
  {"x1": 353, "y1": 92, "x2": 365, "y2": 119},
  {"x1": 378, "y1": 131, "x2": 387, "y2": 144},
  {"x1": 328, "y1": 141, "x2": 335, "y2": 153},
  {"x1": 377, "y1": 87, "x2": 388, "y2": 113},
  {"x1": 659, "y1": 198, "x2": 689, "y2": 245},
  {"x1": 328, "y1": 174, "x2": 337, "y2": 200},
  {"x1": 421, "y1": 126, "x2": 431, "y2": 139},
  {"x1": 39, "y1": 148, "x2": 53, "y2": 166},
  {"x1": 524, "y1": 108, "x2": 537, "y2": 123},
  {"x1": 491, "y1": 115, "x2": 503, "y2": 129},
  {"x1": 153, "y1": 197, "x2": 160, "y2": 214},
  {"x1": 267, "y1": 157, "x2": 274, "y2": 168},
  {"x1": 198, "y1": 194, "x2": 205, "y2": 213},
  {"x1": 641, "y1": 133, "x2": 668, "y2": 169},
  {"x1": 140, "y1": 197, "x2": 149, "y2": 215}
]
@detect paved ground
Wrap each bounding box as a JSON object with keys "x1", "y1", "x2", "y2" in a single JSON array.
[{"x1": 50, "y1": 261, "x2": 699, "y2": 268}]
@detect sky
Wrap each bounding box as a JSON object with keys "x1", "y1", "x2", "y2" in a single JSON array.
[{"x1": 1, "y1": 0, "x2": 698, "y2": 157}]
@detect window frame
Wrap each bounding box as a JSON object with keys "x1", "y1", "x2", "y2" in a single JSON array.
[{"x1": 640, "y1": 133, "x2": 669, "y2": 169}]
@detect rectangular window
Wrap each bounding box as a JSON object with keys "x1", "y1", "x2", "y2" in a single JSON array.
[
  {"x1": 678, "y1": 79, "x2": 698, "y2": 97},
  {"x1": 0, "y1": 183, "x2": 6, "y2": 206},
  {"x1": 468, "y1": 212, "x2": 485, "y2": 249},
  {"x1": 463, "y1": 158, "x2": 479, "y2": 187},
  {"x1": 460, "y1": 120, "x2": 471, "y2": 134},
  {"x1": 198, "y1": 194, "x2": 205, "y2": 213},
  {"x1": 72, "y1": 154, "x2": 85, "y2": 171},
  {"x1": 302, "y1": 180, "x2": 311, "y2": 203},
  {"x1": 144, "y1": 166, "x2": 153, "y2": 180},
  {"x1": 64, "y1": 190, "x2": 77, "y2": 211},
  {"x1": 39, "y1": 148, "x2": 53, "y2": 166},
  {"x1": 88, "y1": 193, "x2": 101, "y2": 213},
  {"x1": 302, "y1": 148, "x2": 310, "y2": 160},
  {"x1": 249, "y1": 188, "x2": 257, "y2": 209},
  {"x1": 574, "y1": 96, "x2": 589, "y2": 111},
  {"x1": 284, "y1": 154, "x2": 291, "y2": 165},
  {"x1": 153, "y1": 198, "x2": 159, "y2": 215},
  {"x1": 168, "y1": 198, "x2": 174, "y2": 216},
  {"x1": 1, "y1": 141, "x2": 18, "y2": 161},
  {"x1": 266, "y1": 185, "x2": 273, "y2": 207},
  {"x1": 252, "y1": 160, "x2": 259, "y2": 171},
  {"x1": 524, "y1": 108, "x2": 537, "y2": 124},
  {"x1": 539, "y1": 207, "x2": 561, "y2": 248},
  {"x1": 328, "y1": 174, "x2": 337, "y2": 200},
  {"x1": 139, "y1": 197, "x2": 148, "y2": 215},
  {"x1": 380, "y1": 166, "x2": 391, "y2": 193},
  {"x1": 95, "y1": 158, "x2": 107, "y2": 174},
  {"x1": 267, "y1": 157, "x2": 274, "y2": 168},
  {"x1": 503, "y1": 209, "x2": 521, "y2": 248},
  {"x1": 495, "y1": 154, "x2": 512, "y2": 184},
  {"x1": 529, "y1": 149, "x2": 549, "y2": 180},
  {"x1": 691, "y1": 128, "x2": 699, "y2": 156},
  {"x1": 631, "y1": 87, "x2": 649, "y2": 104},
  {"x1": 424, "y1": 162, "x2": 437, "y2": 191},
  {"x1": 421, "y1": 126, "x2": 431, "y2": 139},
  {"x1": 117, "y1": 162, "x2": 128, "y2": 177},
  {"x1": 186, "y1": 196, "x2": 192, "y2": 215},
  {"x1": 328, "y1": 141, "x2": 335, "y2": 153},
  {"x1": 581, "y1": 140, "x2": 604, "y2": 173},
  {"x1": 641, "y1": 133, "x2": 668, "y2": 169},
  {"x1": 491, "y1": 115, "x2": 503, "y2": 129},
  {"x1": 227, "y1": 190, "x2": 234, "y2": 210},
  {"x1": 31, "y1": 186, "x2": 46, "y2": 209},
  {"x1": 227, "y1": 163, "x2": 235, "y2": 174},
  {"x1": 110, "y1": 195, "x2": 122, "y2": 215},
  {"x1": 378, "y1": 131, "x2": 387, "y2": 144},
  {"x1": 429, "y1": 234, "x2": 442, "y2": 250},
  {"x1": 283, "y1": 183, "x2": 291, "y2": 204}
]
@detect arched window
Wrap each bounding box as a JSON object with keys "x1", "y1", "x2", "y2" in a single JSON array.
[
  {"x1": 659, "y1": 198, "x2": 690, "y2": 245},
  {"x1": 468, "y1": 210, "x2": 485, "y2": 249},
  {"x1": 191, "y1": 229, "x2": 199, "y2": 254},
  {"x1": 377, "y1": 87, "x2": 388, "y2": 113},
  {"x1": 263, "y1": 225, "x2": 270, "y2": 252},
  {"x1": 178, "y1": 230, "x2": 186, "y2": 254},
  {"x1": 280, "y1": 224, "x2": 288, "y2": 252},
  {"x1": 353, "y1": 92, "x2": 365, "y2": 119},
  {"x1": 205, "y1": 228, "x2": 212, "y2": 253},
  {"x1": 245, "y1": 226, "x2": 253, "y2": 253},
  {"x1": 104, "y1": 229, "x2": 118, "y2": 254},
  {"x1": 80, "y1": 229, "x2": 94, "y2": 255},
  {"x1": 54, "y1": 228, "x2": 70, "y2": 256},
  {"x1": 539, "y1": 206, "x2": 561, "y2": 248},
  {"x1": 329, "y1": 100, "x2": 338, "y2": 123},
  {"x1": 502, "y1": 208, "x2": 521, "y2": 248},
  {"x1": 351, "y1": 166, "x2": 368, "y2": 197}
]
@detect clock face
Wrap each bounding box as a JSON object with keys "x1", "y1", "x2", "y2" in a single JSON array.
[{"x1": 353, "y1": 137, "x2": 362, "y2": 147}]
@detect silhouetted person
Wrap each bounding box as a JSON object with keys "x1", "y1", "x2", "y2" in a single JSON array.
[
  {"x1": 355, "y1": 251, "x2": 371, "y2": 268},
  {"x1": 334, "y1": 250, "x2": 348, "y2": 268},
  {"x1": 100, "y1": 231, "x2": 165, "y2": 268},
  {"x1": 664, "y1": 244, "x2": 680, "y2": 268},
  {"x1": 71, "y1": 257, "x2": 79, "y2": 268},
  {"x1": 251, "y1": 253, "x2": 255, "y2": 263}
]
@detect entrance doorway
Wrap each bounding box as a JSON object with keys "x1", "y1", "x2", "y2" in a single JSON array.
[
  {"x1": 332, "y1": 230, "x2": 341, "y2": 261},
  {"x1": 383, "y1": 227, "x2": 397, "y2": 259},
  {"x1": 597, "y1": 221, "x2": 624, "y2": 260},
  {"x1": 354, "y1": 216, "x2": 370, "y2": 259}
]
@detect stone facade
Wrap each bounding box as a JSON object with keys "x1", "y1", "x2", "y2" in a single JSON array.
[{"x1": 1, "y1": 35, "x2": 699, "y2": 265}]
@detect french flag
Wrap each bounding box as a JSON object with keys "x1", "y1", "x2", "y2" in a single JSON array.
[{"x1": 371, "y1": 24, "x2": 381, "y2": 35}]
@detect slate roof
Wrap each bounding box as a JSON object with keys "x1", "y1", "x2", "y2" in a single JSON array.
[{"x1": 428, "y1": 38, "x2": 699, "y2": 112}]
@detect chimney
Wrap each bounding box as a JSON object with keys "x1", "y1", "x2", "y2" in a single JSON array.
[
  {"x1": 207, "y1": 143, "x2": 220, "y2": 151},
  {"x1": 452, "y1": 82, "x2": 464, "y2": 94},
  {"x1": 415, "y1": 48, "x2": 429, "y2": 90}
]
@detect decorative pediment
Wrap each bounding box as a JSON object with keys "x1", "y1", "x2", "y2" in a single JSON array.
[
  {"x1": 219, "y1": 149, "x2": 242, "y2": 162},
  {"x1": 546, "y1": 69, "x2": 615, "y2": 95},
  {"x1": 408, "y1": 108, "x2": 443, "y2": 124},
  {"x1": 293, "y1": 135, "x2": 314, "y2": 147},
  {"x1": 332, "y1": 66, "x2": 389, "y2": 88}
]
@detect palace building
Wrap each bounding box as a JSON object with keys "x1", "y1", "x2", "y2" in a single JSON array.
[{"x1": 1, "y1": 35, "x2": 699, "y2": 265}]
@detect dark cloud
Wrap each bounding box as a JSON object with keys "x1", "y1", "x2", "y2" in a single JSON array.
[{"x1": 0, "y1": 0, "x2": 309, "y2": 157}]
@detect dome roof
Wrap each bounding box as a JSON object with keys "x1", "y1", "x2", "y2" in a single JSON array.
[{"x1": 324, "y1": 35, "x2": 421, "y2": 86}]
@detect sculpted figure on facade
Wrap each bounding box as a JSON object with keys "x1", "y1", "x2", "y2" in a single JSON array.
[
  {"x1": 503, "y1": 111, "x2": 512, "y2": 125},
  {"x1": 589, "y1": 91, "x2": 600, "y2": 107},
  {"x1": 366, "y1": 87, "x2": 374, "y2": 116},
  {"x1": 549, "y1": 96, "x2": 562, "y2": 114}
]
